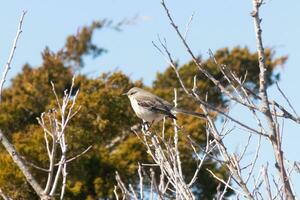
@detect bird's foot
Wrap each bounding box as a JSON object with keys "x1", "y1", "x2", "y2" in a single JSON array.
[
  {"x1": 142, "y1": 121, "x2": 150, "y2": 132},
  {"x1": 142, "y1": 121, "x2": 155, "y2": 136}
]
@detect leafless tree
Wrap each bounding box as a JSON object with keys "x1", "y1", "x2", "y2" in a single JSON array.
[
  {"x1": 115, "y1": 0, "x2": 299, "y2": 200},
  {"x1": 0, "y1": 12, "x2": 91, "y2": 200},
  {"x1": 1, "y1": 0, "x2": 299, "y2": 199}
]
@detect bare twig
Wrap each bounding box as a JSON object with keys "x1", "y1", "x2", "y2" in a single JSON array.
[
  {"x1": 262, "y1": 165, "x2": 272, "y2": 200},
  {"x1": 206, "y1": 169, "x2": 245, "y2": 197},
  {"x1": 275, "y1": 82, "x2": 299, "y2": 119},
  {"x1": 0, "y1": 11, "x2": 26, "y2": 100},
  {"x1": 55, "y1": 145, "x2": 93, "y2": 166},
  {"x1": 184, "y1": 12, "x2": 195, "y2": 40}
]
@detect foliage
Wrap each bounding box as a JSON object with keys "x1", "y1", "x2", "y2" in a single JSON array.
[
  {"x1": 0, "y1": 21, "x2": 286, "y2": 199},
  {"x1": 62, "y1": 21, "x2": 107, "y2": 68}
]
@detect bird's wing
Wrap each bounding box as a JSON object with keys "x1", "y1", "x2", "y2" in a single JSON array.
[{"x1": 135, "y1": 95, "x2": 176, "y2": 119}]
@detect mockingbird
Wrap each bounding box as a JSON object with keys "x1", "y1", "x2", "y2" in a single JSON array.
[{"x1": 123, "y1": 87, "x2": 206, "y2": 124}]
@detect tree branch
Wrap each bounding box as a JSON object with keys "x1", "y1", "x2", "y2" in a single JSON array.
[
  {"x1": 0, "y1": 130, "x2": 44, "y2": 197},
  {"x1": 0, "y1": 11, "x2": 26, "y2": 100},
  {"x1": 251, "y1": 1, "x2": 295, "y2": 199},
  {"x1": 0, "y1": 11, "x2": 53, "y2": 200}
]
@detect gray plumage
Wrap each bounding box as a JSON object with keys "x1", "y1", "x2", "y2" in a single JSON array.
[{"x1": 124, "y1": 87, "x2": 206, "y2": 123}]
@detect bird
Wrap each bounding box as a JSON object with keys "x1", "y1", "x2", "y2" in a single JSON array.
[{"x1": 123, "y1": 87, "x2": 206, "y2": 125}]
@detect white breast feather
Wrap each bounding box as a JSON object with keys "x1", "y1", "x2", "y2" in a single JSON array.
[{"x1": 130, "y1": 97, "x2": 164, "y2": 123}]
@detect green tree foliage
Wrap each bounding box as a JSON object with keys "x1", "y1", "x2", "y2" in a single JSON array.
[
  {"x1": 62, "y1": 21, "x2": 107, "y2": 68},
  {"x1": 0, "y1": 21, "x2": 286, "y2": 199}
]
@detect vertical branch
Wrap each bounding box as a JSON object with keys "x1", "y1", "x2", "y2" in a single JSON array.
[
  {"x1": 262, "y1": 165, "x2": 272, "y2": 200},
  {"x1": 49, "y1": 80, "x2": 78, "y2": 197},
  {"x1": 150, "y1": 168, "x2": 154, "y2": 200},
  {"x1": 173, "y1": 88, "x2": 183, "y2": 178},
  {"x1": 251, "y1": 1, "x2": 295, "y2": 199},
  {"x1": 0, "y1": 11, "x2": 50, "y2": 200},
  {"x1": 251, "y1": 0, "x2": 268, "y2": 104},
  {"x1": 138, "y1": 163, "x2": 144, "y2": 199},
  {"x1": 0, "y1": 11, "x2": 26, "y2": 100},
  {"x1": 42, "y1": 124, "x2": 57, "y2": 195},
  {"x1": 36, "y1": 78, "x2": 81, "y2": 199},
  {"x1": 59, "y1": 135, "x2": 68, "y2": 200}
]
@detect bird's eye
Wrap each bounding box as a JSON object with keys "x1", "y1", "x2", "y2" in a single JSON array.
[{"x1": 129, "y1": 91, "x2": 137, "y2": 95}]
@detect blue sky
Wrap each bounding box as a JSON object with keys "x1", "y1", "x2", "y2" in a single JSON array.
[{"x1": 1, "y1": 0, "x2": 300, "y2": 196}]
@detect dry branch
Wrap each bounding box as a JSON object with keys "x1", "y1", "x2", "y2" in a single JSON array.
[
  {"x1": 0, "y1": 12, "x2": 88, "y2": 198},
  {"x1": 251, "y1": 1, "x2": 295, "y2": 199},
  {"x1": 0, "y1": 11, "x2": 51, "y2": 200},
  {"x1": 0, "y1": 11, "x2": 26, "y2": 100}
]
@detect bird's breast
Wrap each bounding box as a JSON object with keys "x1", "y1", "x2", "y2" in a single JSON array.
[{"x1": 130, "y1": 98, "x2": 163, "y2": 123}]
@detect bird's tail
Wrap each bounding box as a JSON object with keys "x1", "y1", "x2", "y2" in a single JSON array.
[{"x1": 172, "y1": 108, "x2": 206, "y2": 119}]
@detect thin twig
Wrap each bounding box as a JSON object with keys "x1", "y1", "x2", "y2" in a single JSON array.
[
  {"x1": 262, "y1": 165, "x2": 273, "y2": 200},
  {"x1": 55, "y1": 145, "x2": 93, "y2": 166},
  {"x1": 0, "y1": 11, "x2": 26, "y2": 100},
  {"x1": 184, "y1": 12, "x2": 195, "y2": 40},
  {"x1": 206, "y1": 169, "x2": 245, "y2": 197},
  {"x1": 275, "y1": 82, "x2": 299, "y2": 119}
]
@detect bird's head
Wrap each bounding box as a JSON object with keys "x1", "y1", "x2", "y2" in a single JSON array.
[{"x1": 123, "y1": 87, "x2": 143, "y2": 98}]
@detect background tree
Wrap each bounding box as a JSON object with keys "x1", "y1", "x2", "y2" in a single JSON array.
[{"x1": 0, "y1": 20, "x2": 286, "y2": 200}]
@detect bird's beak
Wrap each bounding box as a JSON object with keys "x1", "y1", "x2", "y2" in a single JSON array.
[{"x1": 122, "y1": 92, "x2": 128, "y2": 96}]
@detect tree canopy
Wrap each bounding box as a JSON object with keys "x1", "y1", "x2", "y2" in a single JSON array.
[{"x1": 0, "y1": 21, "x2": 286, "y2": 200}]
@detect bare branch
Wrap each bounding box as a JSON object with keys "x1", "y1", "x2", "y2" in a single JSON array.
[
  {"x1": 251, "y1": 1, "x2": 295, "y2": 199},
  {"x1": 172, "y1": 88, "x2": 182, "y2": 178},
  {"x1": 55, "y1": 145, "x2": 93, "y2": 166},
  {"x1": 206, "y1": 169, "x2": 245, "y2": 197},
  {"x1": 275, "y1": 82, "x2": 299, "y2": 119},
  {"x1": 0, "y1": 130, "x2": 44, "y2": 197},
  {"x1": 262, "y1": 165, "x2": 272, "y2": 200},
  {"x1": 138, "y1": 163, "x2": 144, "y2": 199},
  {"x1": 113, "y1": 186, "x2": 119, "y2": 200},
  {"x1": 0, "y1": 11, "x2": 26, "y2": 100},
  {"x1": 184, "y1": 12, "x2": 195, "y2": 40},
  {"x1": 0, "y1": 11, "x2": 55, "y2": 200}
]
